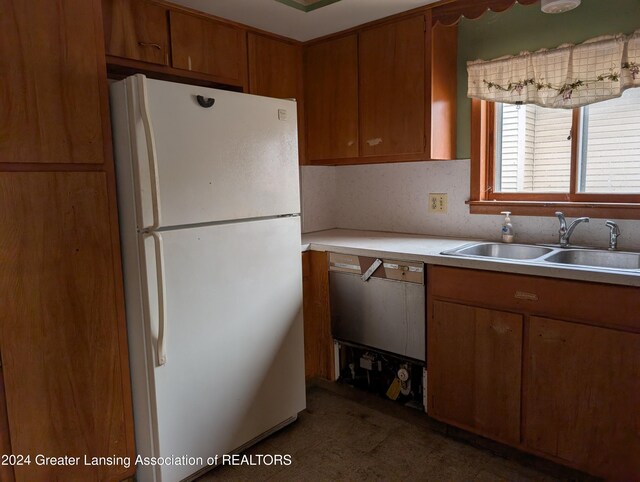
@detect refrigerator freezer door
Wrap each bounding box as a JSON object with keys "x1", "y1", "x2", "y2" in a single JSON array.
[
  {"x1": 133, "y1": 76, "x2": 300, "y2": 229},
  {"x1": 139, "y1": 216, "x2": 305, "y2": 482}
]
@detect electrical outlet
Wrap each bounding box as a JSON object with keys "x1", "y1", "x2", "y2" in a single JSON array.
[{"x1": 428, "y1": 193, "x2": 448, "y2": 213}]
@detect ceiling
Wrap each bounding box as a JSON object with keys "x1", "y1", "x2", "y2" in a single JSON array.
[{"x1": 168, "y1": 0, "x2": 442, "y2": 42}]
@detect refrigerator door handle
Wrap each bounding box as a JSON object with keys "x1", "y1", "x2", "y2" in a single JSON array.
[
  {"x1": 136, "y1": 74, "x2": 162, "y2": 230},
  {"x1": 149, "y1": 231, "x2": 168, "y2": 366}
]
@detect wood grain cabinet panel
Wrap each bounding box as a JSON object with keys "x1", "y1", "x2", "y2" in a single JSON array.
[
  {"x1": 429, "y1": 265, "x2": 640, "y2": 332},
  {"x1": 428, "y1": 300, "x2": 523, "y2": 445},
  {"x1": 0, "y1": 0, "x2": 105, "y2": 164},
  {"x1": 302, "y1": 251, "x2": 334, "y2": 380},
  {"x1": 169, "y1": 10, "x2": 247, "y2": 87},
  {"x1": 429, "y1": 266, "x2": 640, "y2": 478},
  {"x1": 359, "y1": 15, "x2": 426, "y2": 157},
  {"x1": 524, "y1": 316, "x2": 640, "y2": 479},
  {"x1": 248, "y1": 34, "x2": 301, "y2": 99},
  {"x1": 0, "y1": 371, "x2": 14, "y2": 482},
  {"x1": 0, "y1": 172, "x2": 135, "y2": 481},
  {"x1": 248, "y1": 34, "x2": 305, "y2": 163},
  {"x1": 102, "y1": 0, "x2": 169, "y2": 65},
  {"x1": 304, "y1": 35, "x2": 359, "y2": 161}
]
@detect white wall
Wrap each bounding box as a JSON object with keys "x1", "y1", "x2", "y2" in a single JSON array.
[{"x1": 300, "y1": 160, "x2": 640, "y2": 251}]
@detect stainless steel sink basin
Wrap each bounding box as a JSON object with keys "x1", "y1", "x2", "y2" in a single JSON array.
[
  {"x1": 543, "y1": 249, "x2": 640, "y2": 270},
  {"x1": 446, "y1": 242, "x2": 554, "y2": 260},
  {"x1": 443, "y1": 241, "x2": 640, "y2": 272}
]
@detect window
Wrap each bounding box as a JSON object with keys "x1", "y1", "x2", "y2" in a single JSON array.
[
  {"x1": 470, "y1": 89, "x2": 640, "y2": 218},
  {"x1": 493, "y1": 88, "x2": 640, "y2": 196},
  {"x1": 467, "y1": 28, "x2": 640, "y2": 218}
]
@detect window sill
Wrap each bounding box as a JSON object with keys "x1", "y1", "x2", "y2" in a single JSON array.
[{"x1": 467, "y1": 200, "x2": 640, "y2": 220}]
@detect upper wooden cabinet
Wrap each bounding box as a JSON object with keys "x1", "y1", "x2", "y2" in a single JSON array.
[
  {"x1": 169, "y1": 11, "x2": 247, "y2": 87},
  {"x1": 248, "y1": 33, "x2": 305, "y2": 163},
  {"x1": 304, "y1": 34, "x2": 359, "y2": 162},
  {"x1": 0, "y1": 0, "x2": 106, "y2": 164},
  {"x1": 359, "y1": 15, "x2": 426, "y2": 158},
  {"x1": 248, "y1": 34, "x2": 301, "y2": 99},
  {"x1": 102, "y1": 0, "x2": 169, "y2": 65},
  {"x1": 303, "y1": 13, "x2": 456, "y2": 165}
]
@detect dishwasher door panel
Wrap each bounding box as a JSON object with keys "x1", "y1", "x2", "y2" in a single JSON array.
[{"x1": 330, "y1": 271, "x2": 425, "y2": 361}]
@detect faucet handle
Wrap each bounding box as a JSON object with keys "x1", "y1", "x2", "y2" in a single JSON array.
[
  {"x1": 555, "y1": 212, "x2": 567, "y2": 233},
  {"x1": 605, "y1": 220, "x2": 620, "y2": 233},
  {"x1": 605, "y1": 220, "x2": 621, "y2": 250}
]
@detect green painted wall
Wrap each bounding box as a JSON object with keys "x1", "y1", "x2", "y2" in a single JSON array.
[{"x1": 456, "y1": 0, "x2": 640, "y2": 159}]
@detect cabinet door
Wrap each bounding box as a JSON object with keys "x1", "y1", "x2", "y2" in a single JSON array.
[
  {"x1": 170, "y1": 10, "x2": 247, "y2": 87},
  {"x1": 0, "y1": 370, "x2": 14, "y2": 482},
  {"x1": 524, "y1": 317, "x2": 640, "y2": 479},
  {"x1": 248, "y1": 34, "x2": 301, "y2": 99},
  {"x1": 0, "y1": 172, "x2": 134, "y2": 481},
  {"x1": 102, "y1": 0, "x2": 169, "y2": 65},
  {"x1": 305, "y1": 35, "x2": 359, "y2": 161},
  {"x1": 0, "y1": 0, "x2": 105, "y2": 164},
  {"x1": 359, "y1": 15, "x2": 426, "y2": 157},
  {"x1": 248, "y1": 34, "x2": 305, "y2": 163},
  {"x1": 428, "y1": 301, "x2": 523, "y2": 444}
]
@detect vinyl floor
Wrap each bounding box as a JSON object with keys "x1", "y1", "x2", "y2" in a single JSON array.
[{"x1": 197, "y1": 382, "x2": 595, "y2": 481}]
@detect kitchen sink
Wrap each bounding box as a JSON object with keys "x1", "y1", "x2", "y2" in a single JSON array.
[
  {"x1": 445, "y1": 242, "x2": 554, "y2": 260},
  {"x1": 544, "y1": 249, "x2": 640, "y2": 270},
  {"x1": 442, "y1": 241, "x2": 640, "y2": 272}
]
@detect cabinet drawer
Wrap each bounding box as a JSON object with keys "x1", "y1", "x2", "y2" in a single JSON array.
[{"x1": 429, "y1": 266, "x2": 640, "y2": 332}]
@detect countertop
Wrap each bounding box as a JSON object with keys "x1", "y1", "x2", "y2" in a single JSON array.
[{"x1": 301, "y1": 229, "x2": 640, "y2": 287}]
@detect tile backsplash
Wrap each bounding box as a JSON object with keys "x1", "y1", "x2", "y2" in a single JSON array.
[
  {"x1": 300, "y1": 166, "x2": 337, "y2": 233},
  {"x1": 301, "y1": 160, "x2": 640, "y2": 251}
]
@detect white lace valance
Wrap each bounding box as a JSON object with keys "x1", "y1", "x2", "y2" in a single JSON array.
[{"x1": 467, "y1": 31, "x2": 640, "y2": 108}]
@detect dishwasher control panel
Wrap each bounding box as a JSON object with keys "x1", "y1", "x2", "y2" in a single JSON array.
[{"x1": 329, "y1": 253, "x2": 424, "y2": 284}]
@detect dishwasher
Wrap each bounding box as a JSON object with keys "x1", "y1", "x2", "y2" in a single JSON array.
[{"x1": 329, "y1": 252, "x2": 425, "y2": 361}]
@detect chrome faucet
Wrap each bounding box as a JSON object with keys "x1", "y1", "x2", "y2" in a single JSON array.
[
  {"x1": 555, "y1": 212, "x2": 590, "y2": 247},
  {"x1": 605, "y1": 220, "x2": 621, "y2": 251}
]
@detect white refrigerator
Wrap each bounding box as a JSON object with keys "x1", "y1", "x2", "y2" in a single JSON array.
[{"x1": 109, "y1": 74, "x2": 306, "y2": 482}]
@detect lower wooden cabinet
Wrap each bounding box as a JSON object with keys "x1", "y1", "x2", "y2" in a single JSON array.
[
  {"x1": 428, "y1": 266, "x2": 640, "y2": 479},
  {"x1": 524, "y1": 316, "x2": 640, "y2": 479},
  {"x1": 0, "y1": 370, "x2": 13, "y2": 482},
  {"x1": 428, "y1": 301, "x2": 522, "y2": 445},
  {"x1": 0, "y1": 172, "x2": 135, "y2": 481},
  {"x1": 301, "y1": 251, "x2": 334, "y2": 380}
]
